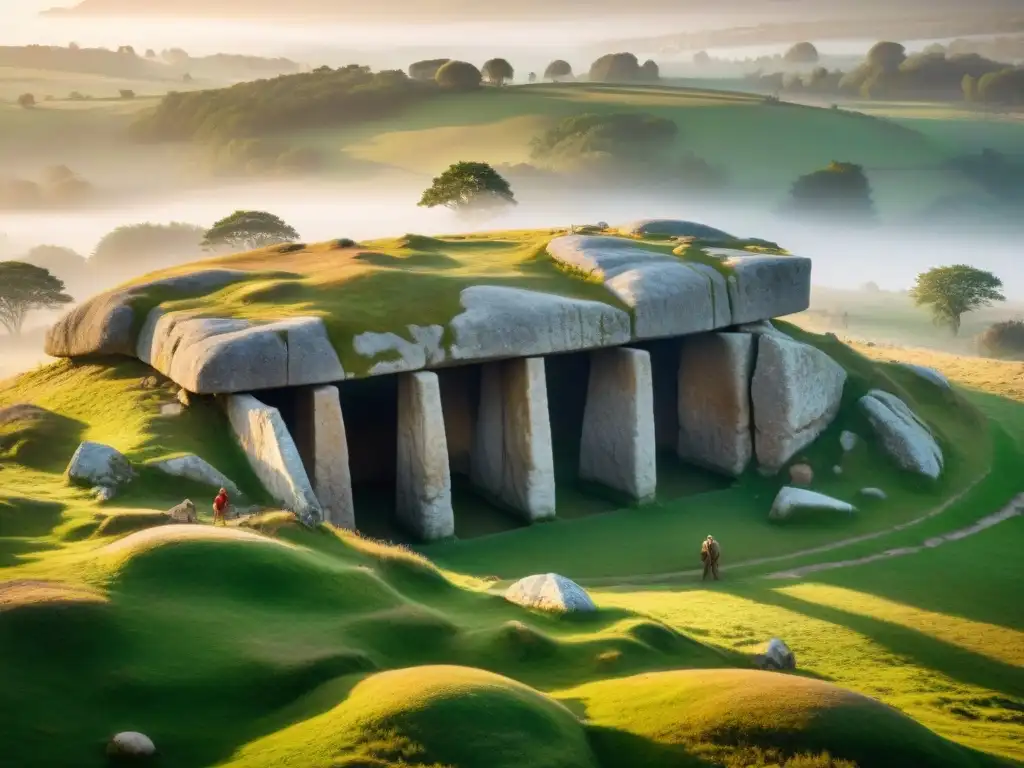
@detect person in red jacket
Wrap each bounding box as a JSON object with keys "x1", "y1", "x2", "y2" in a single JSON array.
[{"x1": 213, "y1": 488, "x2": 229, "y2": 526}]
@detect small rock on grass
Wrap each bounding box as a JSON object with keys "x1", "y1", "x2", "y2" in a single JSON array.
[
  {"x1": 756, "y1": 637, "x2": 796, "y2": 670},
  {"x1": 107, "y1": 731, "x2": 155, "y2": 760},
  {"x1": 788, "y1": 463, "x2": 813, "y2": 485},
  {"x1": 832, "y1": 465, "x2": 843, "y2": 476},
  {"x1": 860, "y1": 487, "x2": 887, "y2": 500},
  {"x1": 840, "y1": 431, "x2": 859, "y2": 452},
  {"x1": 92, "y1": 485, "x2": 116, "y2": 502}
]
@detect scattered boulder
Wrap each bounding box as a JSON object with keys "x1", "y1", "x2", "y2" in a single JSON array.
[
  {"x1": 504, "y1": 573, "x2": 596, "y2": 613},
  {"x1": 160, "y1": 403, "x2": 183, "y2": 417},
  {"x1": 788, "y1": 463, "x2": 813, "y2": 485},
  {"x1": 176, "y1": 389, "x2": 191, "y2": 408},
  {"x1": 770, "y1": 487, "x2": 855, "y2": 521},
  {"x1": 860, "y1": 487, "x2": 887, "y2": 500},
  {"x1": 107, "y1": 731, "x2": 155, "y2": 760},
  {"x1": 898, "y1": 363, "x2": 951, "y2": 390},
  {"x1": 140, "y1": 376, "x2": 159, "y2": 389},
  {"x1": 151, "y1": 454, "x2": 239, "y2": 496},
  {"x1": 751, "y1": 336, "x2": 846, "y2": 472},
  {"x1": 859, "y1": 390, "x2": 943, "y2": 479},
  {"x1": 168, "y1": 499, "x2": 198, "y2": 523},
  {"x1": 66, "y1": 442, "x2": 134, "y2": 488},
  {"x1": 840, "y1": 430, "x2": 859, "y2": 452},
  {"x1": 92, "y1": 485, "x2": 116, "y2": 502},
  {"x1": 832, "y1": 465, "x2": 843, "y2": 476},
  {"x1": 755, "y1": 637, "x2": 796, "y2": 670}
]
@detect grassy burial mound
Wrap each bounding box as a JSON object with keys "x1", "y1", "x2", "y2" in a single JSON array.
[{"x1": 42, "y1": 225, "x2": 805, "y2": 391}]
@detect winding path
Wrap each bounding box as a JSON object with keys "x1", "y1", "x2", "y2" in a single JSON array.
[{"x1": 579, "y1": 478, "x2": 1024, "y2": 588}]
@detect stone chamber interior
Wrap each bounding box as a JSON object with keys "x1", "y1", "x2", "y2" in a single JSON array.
[{"x1": 255, "y1": 344, "x2": 732, "y2": 544}]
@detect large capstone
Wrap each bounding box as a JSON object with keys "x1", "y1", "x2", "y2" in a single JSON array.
[
  {"x1": 711, "y1": 250, "x2": 813, "y2": 325},
  {"x1": 579, "y1": 347, "x2": 657, "y2": 502},
  {"x1": 294, "y1": 385, "x2": 356, "y2": 531},
  {"x1": 66, "y1": 441, "x2": 134, "y2": 488},
  {"x1": 471, "y1": 357, "x2": 556, "y2": 522},
  {"x1": 677, "y1": 333, "x2": 755, "y2": 476},
  {"x1": 396, "y1": 372, "x2": 454, "y2": 541},
  {"x1": 751, "y1": 335, "x2": 846, "y2": 473},
  {"x1": 859, "y1": 389, "x2": 943, "y2": 479},
  {"x1": 224, "y1": 394, "x2": 322, "y2": 526},
  {"x1": 504, "y1": 573, "x2": 597, "y2": 613}
]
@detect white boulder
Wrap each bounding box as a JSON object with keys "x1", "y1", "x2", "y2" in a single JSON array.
[
  {"x1": 151, "y1": 454, "x2": 239, "y2": 496},
  {"x1": 107, "y1": 731, "x2": 156, "y2": 759},
  {"x1": 504, "y1": 573, "x2": 596, "y2": 613},
  {"x1": 66, "y1": 442, "x2": 134, "y2": 488},
  {"x1": 751, "y1": 336, "x2": 846, "y2": 472},
  {"x1": 898, "y1": 363, "x2": 951, "y2": 390},
  {"x1": 860, "y1": 487, "x2": 888, "y2": 500},
  {"x1": 859, "y1": 390, "x2": 943, "y2": 479},
  {"x1": 840, "y1": 430, "x2": 859, "y2": 452},
  {"x1": 168, "y1": 499, "x2": 198, "y2": 523},
  {"x1": 770, "y1": 487, "x2": 855, "y2": 521},
  {"x1": 762, "y1": 637, "x2": 796, "y2": 670}
]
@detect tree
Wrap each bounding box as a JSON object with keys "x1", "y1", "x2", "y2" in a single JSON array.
[
  {"x1": 17, "y1": 93, "x2": 36, "y2": 109},
  {"x1": 866, "y1": 41, "x2": 907, "y2": 72},
  {"x1": 482, "y1": 58, "x2": 514, "y2": 86},
  {"x1": 408, "y1": 58, "x2": 451, "y2": 81},
  {"x1": 962, "y1": 73, "x2": 977, "y2": 101},
  {"x1": 202, "y1": 210, "x2": 300, "y2": 251},
  {"x1": 117, "y1": 45, "x2": 136, "y2": 56},
  {"x1": 640, "y1": 59, "x2": 660, "y2": 81},
  {"x1": 909, "y1": 265, "x2": 1005, "y2": 335},
  {"x1": 860, "y1": 281, "x2": 881, "y2": 292},
  {"x1": 0, "y1": 262, "x2": 73, "y2": 336},
  {"x1": 589, "y1": 52, "x2": 641, "y2": 82},
  {"x1": 119, "y1": 89, "x2": 136, "y2": 99},
  {"x1": 145, "y1": 48, "x2": 156, "y2": 58},
  {"x1": 693, "y1": 51, "x2": 711, "y2": 65},
  {"x1": 544, "y1": 59, "x2": 573, "y2": 81},
  {"x1": 435, "y1": 60, "x2": 482, "y2": 91},
  {"x1": 91, "y1": 222, "x2": 206, "y2": 274},
  {"x1": 528, "y1": 72, "x2": 537, "y2": 83},
  {"x1": 784, "y1": 42, "x2": 819, "y2": 64},
  {"x1": 786, "y1": 161, "x2": 875, "y2": 220},
  {"x1": 418, "y1": 161, "x2": 516, "y2": 212}
]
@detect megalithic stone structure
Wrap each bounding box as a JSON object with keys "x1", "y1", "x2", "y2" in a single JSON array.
[
  {"x1": 396, "y1": 371, "x2": 455, "y2": 541},
  {"x1": 677, "y1": 333, "x2": 756, "y2": 477},
  {"x1": 294, "y1": 385, "x2": 356, "y2": 530},
  {"x1": 579, "y1": 347, "x2": 657, "y2": 502},
  {"x1": 471, "y1": 357, "x2": 556, "y2": 522}
]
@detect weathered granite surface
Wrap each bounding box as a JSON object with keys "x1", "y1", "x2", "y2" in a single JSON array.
[{"x1": 859, "y1": 389, "x2": 944, "y2": 479}]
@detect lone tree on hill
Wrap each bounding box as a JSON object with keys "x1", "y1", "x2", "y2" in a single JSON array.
[
  {"x1": 0, "y1": 262, "x2": 73, "y2": 336},
  {"x1": 910, "y1": 265, "x2": 1005, "y2": 336},
  {"x1": 408, "y1": 58, "x2": 450, "y2": 81},
  {"x1": 418, "y1": 161, "x2": 516, "y2": 213},
  {"x1": 482, "y1": 58, "x2": 514, "y2": 86},
  {"x1": 544, "y1": 59, "x2": 573, "y2": 81},
  {"x1": 17, "y1": 93, "x2": 36, "y2": 109},
  {"x1": 787, "y1": 161, "x2": 875, "y2": 220},
  {"x1": 784, "y1": 42, "x2": 819, "y2": 63},
  {"x1": 435, "y1": 60, "x2": 482, "y2": 91},
  {"x1": 202, "y1": 211, "x2": 299, "y2": 252}
]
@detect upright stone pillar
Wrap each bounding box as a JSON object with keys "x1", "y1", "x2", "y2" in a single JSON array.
[
  {"x1": 471, "y1": 357, "x2": 556, "y2": 522},
  {"x1": 579, "y1": 348, "x2": 657, "y2": 502},
  {"x1": 396, "y1": 371, "x2": 455, "y2": 541},
  {"x1": 294, "y1": 385, "x2": 355, "y2": 530},
  {"x1": 677, "y1": 333, "x2": 755, "y2": 476}
]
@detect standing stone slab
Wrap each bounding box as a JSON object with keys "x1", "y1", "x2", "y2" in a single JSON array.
[
  {"x1": 751, "y1": 336, "x2": 846, "y2": 473},
  {"x1": 471, "y1": 358, "x2": 556, "y2": 522},
  {"x1": 677, "y1": 333, "x2": 755, "y2": 476},
  {"x1": 295, "y1": 386, "x2": 356, "y2": 530},
  {"x1": 396, "y1": 372, "x2": 455, "y2": 541},
  {"x1": 580, "y1": 348, "x2": 657, "y2": 502},
  {"x1": 224, "y1": 394, "x2": 322, "y2": 526}
]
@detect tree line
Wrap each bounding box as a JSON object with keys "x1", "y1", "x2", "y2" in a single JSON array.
[
  {"x1": 128, "y1": 53, "x2": 661, "y2": 143},
  {"x1": 745, "y1": 40, "x2": 1024, "y2": 106}
]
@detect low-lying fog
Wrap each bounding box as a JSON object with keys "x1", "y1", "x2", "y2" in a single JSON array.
[{"x1": 4, "y1": 180, "x2": 1022, "y2": 296}]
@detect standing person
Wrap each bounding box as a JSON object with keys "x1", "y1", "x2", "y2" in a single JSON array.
[
  {"x1": 213, "y1": 488, "x2": 229, "y2": 526},
  {"x1": 701, "y1": 535, "x2": 721, "y2": 581}
]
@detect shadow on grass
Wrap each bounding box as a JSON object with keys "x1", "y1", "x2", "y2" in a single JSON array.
[
  {"x1": 0, "y1": 498, "x2": 65, "y2": 566},
  {"x1": 743, "y1": 585, "x2": 1024, "y2": 701}
]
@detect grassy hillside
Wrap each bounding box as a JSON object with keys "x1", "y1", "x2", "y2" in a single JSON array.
[
  {"x1": 307, "y1": 83, "x2": 990, "y2": 214},
  {"x1": 3, "y1": 236, "x2": 1023, "y2": 765}
]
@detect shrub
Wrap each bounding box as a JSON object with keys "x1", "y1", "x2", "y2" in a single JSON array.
[
  {"x1": 589, "y1": 52, "x2": 641, "y2": 82},
  {"x1": 979, "y1": 319, "x2": 1024, "y2": 358},
  {"x1": 119, "y1": 89, "x2": 135, "y2": 99},
  {"x1": 544, "y1": 59, "x2": 573, "y2": 81},
  {"x1": 482, "y1": 58, "x2": 514, "y2": 86},
  {"x1": 17, "y1": 93, "x2": 36, "y2": 108},
  {"x1": 408, "y1": 58, "x2": 450, "y2": 81},
  {"x1": 435, "y1": 60, "x2": 482, "y2": 91}
]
